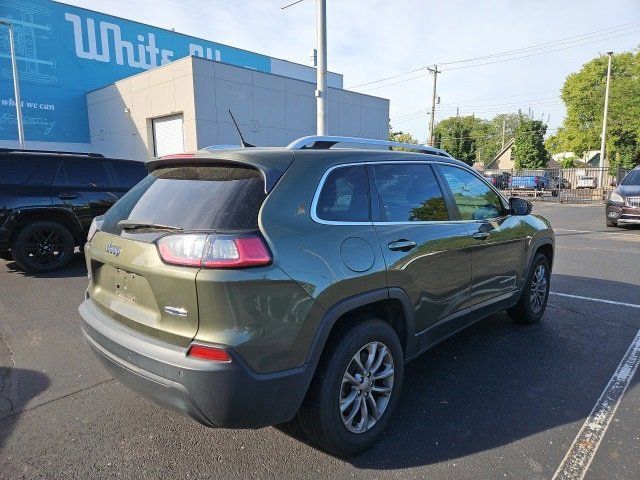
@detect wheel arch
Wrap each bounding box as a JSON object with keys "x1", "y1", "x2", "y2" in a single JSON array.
[
  {"x1": 305, "y1": 287, "x2": 417, "y2": 366},
  {"x1": 8, "y1": 208, "x2": 84, "y2": 246}
]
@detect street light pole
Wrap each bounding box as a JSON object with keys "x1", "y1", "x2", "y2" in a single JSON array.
[
  {"x1": 315, "y1": 0, "x2": 327, "y2": 135},
  {"x1": 1, "y1": 20, "x2": 25, "y2": 149},
  {"x1": 599, "y1": 51, "x2": 613, "y2": 187},
  {"x1": 282, "y1": 0, "x2": 327, "y2": 135}
]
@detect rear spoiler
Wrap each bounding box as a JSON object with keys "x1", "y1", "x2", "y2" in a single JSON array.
[{"x1": 145, "y1": 151, "x2": 293, "y2": 193}]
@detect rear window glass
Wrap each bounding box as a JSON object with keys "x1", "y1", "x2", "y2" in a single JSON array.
[
  {"x1": 101, "y1": 165, "x2": 266, "y2": 234},
  {"x1": 316, "y1": 165, "x2": 370, "y2": 222},
  {"x1": 1, "y1": 157, "x2": 37, "y2": 184}
]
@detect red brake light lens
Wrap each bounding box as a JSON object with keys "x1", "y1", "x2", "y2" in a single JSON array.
[
  {"x1": 157, "y1": 233, "x2": 271, "y2": 268},
  {"x1": 187, "y1": 344, "x2": 231, "y2": 362}
]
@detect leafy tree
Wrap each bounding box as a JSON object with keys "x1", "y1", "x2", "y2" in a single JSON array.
[
  {"x1": 548, "y1": 50, "x2": 640, "y2": 169},
  {"x1": 513, "y1": 118, "x2": 549, "y2": 168},
  {"x1": 433, "y1": 113, "x2": 521, "y2": 165},
  {"x1": 388, "y1": 126, "x2": 420, "y2": 151},
  {"x1": 433, "y1": 116, "x2": 481, "y2": 165}
]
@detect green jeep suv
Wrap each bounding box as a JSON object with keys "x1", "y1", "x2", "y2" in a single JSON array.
[{"x1": 79, "y1": 136, "x2": 554, "y2": 456}]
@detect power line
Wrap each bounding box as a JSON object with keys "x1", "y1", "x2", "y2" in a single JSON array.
[
  {"x1": 438, "y1": 20, "x2": 640, "y2": 66},
  {"x1": 347, "y1": 20, "x2": 640, "y2": 89},
  {"x1": 444, "y1": 27, "x2": 640, "y2": 71}
]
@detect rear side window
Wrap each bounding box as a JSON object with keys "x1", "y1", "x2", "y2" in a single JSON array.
[
  {"x1": 111, "y1": 161, "x2": 147, "y2": 188},
  {"x1": 54, "y1": 160, "x2": 111, "y2": 188},
  {"x1": 101, "y1": 165, "x2": 266, "y2": 234},
  {"x1": 316, "y1": 165, "x2": 370, "y2": 222},
  {"x1": 1, "y1": 157, "x2": 37, "y2": 184},
  {"x1": 372, "y1": 163, "x2": 449, "y2": 222}
]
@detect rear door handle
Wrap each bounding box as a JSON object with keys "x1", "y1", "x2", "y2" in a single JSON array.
[
  {"x1": 473, "y1": 232, "x2": 490, "y2": 240},
  {"x1": 388, "y1": 240, "x2": 417, "y2": 252},
  {"x1": 58, "y1": 192, "x2": 79, "y2": 199}
]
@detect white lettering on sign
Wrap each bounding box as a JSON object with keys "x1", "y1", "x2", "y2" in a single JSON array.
[{"x1": 64, "y1": 13, "x2": 175, "y2": 69}]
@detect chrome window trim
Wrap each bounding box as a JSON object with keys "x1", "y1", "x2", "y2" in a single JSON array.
[{"x1": 310, "y1": 160, "x2": 511, "y2": 226}]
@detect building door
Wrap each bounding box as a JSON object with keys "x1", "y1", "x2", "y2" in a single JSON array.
[{"x1": 152, "y1": 114, "x2": 185, "y2": 157}]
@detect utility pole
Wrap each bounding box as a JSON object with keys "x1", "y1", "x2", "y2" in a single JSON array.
[
  {"x1": 599, "y1": 51, "x2": 613, "y2": 187},
  {"x1": 428, "y1": 65, "x2": 441, "y2": 145},
  {"x1": 1, "y1": 20, "x2": 25, "y2": 149},
  {"x1": 316, "y1": 0, "x2": 327, "y2": 135}
]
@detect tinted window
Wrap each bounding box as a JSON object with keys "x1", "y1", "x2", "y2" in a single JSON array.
[
  {"x1": 101, "y1": 166, "x2": 266, "y2": 235},
  {"x1": 111, "y1": 161, "x2": 147, "y2": 188},
  {"x1": 439, "y1": 165, "x2": 505, "y2": 220},
  {"x1": 373, "y1": 163, "x2": 448, "y2": 222},
  {"x1": 621, "y1": 169, "x2": 640, "y2": 186},
  {"x1": 54, "y1": 160, "x2": 110, "y2": 187},
  {"x1": 316, "y1": 165, "x2": 370, "y2": 222},
  {"x1": 1, "y1": 157, "x2": 37, "y2": 184}
]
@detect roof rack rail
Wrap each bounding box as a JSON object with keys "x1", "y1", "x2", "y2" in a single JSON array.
[
  {"x1": 286, "y1": 135, "x2": 453, "y2": 158},
  {"x1": 0, "y1": 148, "x2": 104, "y2": 157}
]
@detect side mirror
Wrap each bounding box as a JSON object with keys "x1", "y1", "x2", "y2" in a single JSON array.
[
  {"x1": 509, "y1": 197, "x2": 532, "y2": 216},
  {"x1": 610, "y1": 180, "x2": 618, "y2": 187}
]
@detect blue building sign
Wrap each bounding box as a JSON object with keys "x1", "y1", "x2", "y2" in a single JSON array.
[{"x1": 0, "y1": 0, "x2": 271, "y2": 145}]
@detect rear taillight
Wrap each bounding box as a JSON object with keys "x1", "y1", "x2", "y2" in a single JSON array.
[
  {"x1": 187, "y1": 344, "x2": 231, "y2": 362},
  {"x1": 157, "y1": 233, "x2": 271, "y2": 268},
  {"x1": 87, "y1": 216, "x2": 104, "y2": 242}
]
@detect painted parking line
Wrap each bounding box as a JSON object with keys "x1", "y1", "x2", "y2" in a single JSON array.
[
  {"x1": 550, "y1": 292, "x2": 640, "y2": 310},
  {"x1": 552, "y1": 328, "x2": 640, "y2": 480},
  {"x1": 555, "y1": 228, "x2": 640, "y2": 239}
]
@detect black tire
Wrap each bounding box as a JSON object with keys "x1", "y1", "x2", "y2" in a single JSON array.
[
  {"x1": 11, "y1": 221, "x2": 75, "y2": 273},
  {"x1": 298, "y1": 318, "x2": 404, "y2": 457},
  {"x1": 606, "y1": 219, "x2": 617, "y2": 228},
  {"x1": 507, "y1": 253, "x2": 550, "y2": 324}
]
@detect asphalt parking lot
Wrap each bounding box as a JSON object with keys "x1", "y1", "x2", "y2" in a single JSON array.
[{"x1": 1, "y1": 204, "x2": 639, "y2": 479}]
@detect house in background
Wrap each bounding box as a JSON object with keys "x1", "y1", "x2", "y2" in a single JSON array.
[
  {"x1": 485, "y1": 138, "x2": 515, "y2": 171},
  {"x1": 552, "y1": 150, "x2": 601, "y2": 167}
]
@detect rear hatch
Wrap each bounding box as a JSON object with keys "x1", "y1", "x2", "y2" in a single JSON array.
[{"x1": 86, "y1": 155, "x2": 288, "y2": 347}]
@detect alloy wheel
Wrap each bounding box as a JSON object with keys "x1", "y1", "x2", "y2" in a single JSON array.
[
  {"x1": 339, "y1": 341, "x2": 394, "y2": 434},
  {"x1": 529, "y1": 264, "x2": 548, "y2": 313},
  {"x1": 22, "y1": 227, "x2": 69, "y2": 268}
]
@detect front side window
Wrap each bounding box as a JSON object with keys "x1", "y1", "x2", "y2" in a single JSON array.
[
  {"x1": 372, "y1": 163, "x2": 449, "y2": 222},
  {"x1": 316, "y1": 165, "x2": 370, "y2": 222},
  {"x1": 439, "y1": 165, "x2": 505, "y2": 220}
]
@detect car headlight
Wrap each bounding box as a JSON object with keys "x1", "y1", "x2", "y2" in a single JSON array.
[
  {"x1": 87, "y1": 216, "x2": 104, "y2": 242},
  {"x1": 609, "y1": 192, "x2": 624, "y2": 205}
]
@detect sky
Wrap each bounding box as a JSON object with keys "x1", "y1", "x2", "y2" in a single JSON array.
[{"x1": 66, "y1": 0, "x2": 640, "y2": 143}]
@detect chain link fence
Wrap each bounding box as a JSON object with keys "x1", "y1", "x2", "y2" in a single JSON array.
[{"x1": 481, "y1": 167, "x2": 630, "y2": 204}]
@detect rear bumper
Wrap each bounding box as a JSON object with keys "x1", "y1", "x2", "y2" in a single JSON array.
[{"x1": 79, "y1": 298, "x2": 314, "y2": 428}]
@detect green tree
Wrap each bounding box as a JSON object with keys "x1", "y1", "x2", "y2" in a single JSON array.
[
  {"x1": 433, "y1": 116, "x2": 483, "y2": 165},
  {"x1": 548, "y1": 50, "x2": 640, "y2": 169},
  {"x1": 388, "y1": 126, "x2": 420, "y2": 151},
  {"x1": 513, "y1": 118, "x2": 549, "y2": 168}
]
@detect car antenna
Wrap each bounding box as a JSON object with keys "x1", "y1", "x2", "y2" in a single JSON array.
[{"x1": 228, "y1": 110, "x2": 255, "y2": 148}]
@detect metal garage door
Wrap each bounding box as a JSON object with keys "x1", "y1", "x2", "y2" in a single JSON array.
[{"x1": 152, "y1": 114, "x2": 185, "y2": 157}]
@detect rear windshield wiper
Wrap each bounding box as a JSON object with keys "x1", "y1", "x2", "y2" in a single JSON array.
[{"x1": 117, "y1": 220, "x2": 183, "y2": 232}]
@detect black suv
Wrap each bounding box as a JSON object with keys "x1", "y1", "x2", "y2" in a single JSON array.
[{"x1": 0, "y1": 149, "x2": 147, "y2": 272}]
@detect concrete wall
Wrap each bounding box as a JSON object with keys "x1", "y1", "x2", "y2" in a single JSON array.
[{"x1": 87, "y1": 56, "x2": 389, "y2": 160}]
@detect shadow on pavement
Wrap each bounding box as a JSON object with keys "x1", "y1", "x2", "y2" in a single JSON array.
[
  {"x1": 2, "y1": 252, "x2": 87, "y2": 279},
  {"x1": 280, "y1": 275, "x2": 639, "y2": 468},
  {"x1": 0, "y1": 368, "x2": 50, "y2": 448}
]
